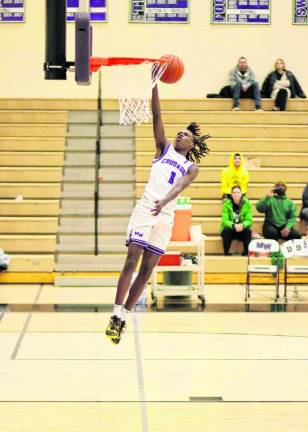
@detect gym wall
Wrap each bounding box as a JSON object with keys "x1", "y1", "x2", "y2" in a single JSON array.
[{"x1": 0, "y1": 0, "x2": 306, "y2": 99}]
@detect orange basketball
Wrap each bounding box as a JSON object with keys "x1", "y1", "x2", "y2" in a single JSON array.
[{"x1": 159, "y1": 54, "x2": 184, "y2": 84}]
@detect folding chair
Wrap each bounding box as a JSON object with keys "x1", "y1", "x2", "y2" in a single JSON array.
[
  {"x1": 281, "y1": 239, "x2": 308, "y2": 302},
  {"x1": 245, "y1": 239, "x2": 280, "y2": 302}
]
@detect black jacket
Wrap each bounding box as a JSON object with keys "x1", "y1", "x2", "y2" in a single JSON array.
[
  {"x1": 261, "y1": 70, "x2": 306, "y2": 98},
  {"x1": 301, "y1": 184, "x2": 308, "y2": 217}
]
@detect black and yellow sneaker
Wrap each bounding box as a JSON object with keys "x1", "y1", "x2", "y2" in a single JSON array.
[
  {"x1": 105, "y1": 315, "x2": 122, "y2": 338},
  {"x1": 110, "y1": 320, "x2": 126, "y2": 345}
]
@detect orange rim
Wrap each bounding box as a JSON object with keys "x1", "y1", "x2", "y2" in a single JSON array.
[{"x1": 90, "y1": 56, "x2": 168, "y2": 72}]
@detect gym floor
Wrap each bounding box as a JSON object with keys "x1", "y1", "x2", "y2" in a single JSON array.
[{"x1": 0, "y1": 284, "x2": 308, "y2": 431}]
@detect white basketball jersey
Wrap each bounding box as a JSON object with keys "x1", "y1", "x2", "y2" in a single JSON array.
[{"x1": 140, "y1": 143, "x2": 194, "y2": 215}]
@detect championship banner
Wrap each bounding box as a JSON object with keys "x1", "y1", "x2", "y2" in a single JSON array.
[
  {"x1": 293, "y1": 0, "x2": 308, "y2": 24},
  {"x1": 130, "y1": 0, "x2": 189, "y2": 23},
  {"x1": 67, "y1": 0, "x2": 107, "y2": 22},
  {"x1": 0, "y1": 0, "x2": 24, "y2": 22},
  {"x1": 211, "y1": 0, "x2": 271, "y2": 24}
]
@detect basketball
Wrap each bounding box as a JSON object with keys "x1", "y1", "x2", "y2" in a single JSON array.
[{"x1": 159, "y1": 54, "x2": 184, "y2": 84}]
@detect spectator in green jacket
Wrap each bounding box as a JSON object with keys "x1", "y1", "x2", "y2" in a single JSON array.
[
  {"x1": 220, "y1": 185, "x2": 253, "y2": 256},
  {"x1": 256, "y1": 181, "x2": 301, "y2": 241}
]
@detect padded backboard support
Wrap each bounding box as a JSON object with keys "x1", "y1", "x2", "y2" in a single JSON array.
[
  {"x1": 44, "y1": 0, "x2": 67, "y2": 80},
  {"x1": 75, "y1": 12, "x2": 92, "y2": 85}
]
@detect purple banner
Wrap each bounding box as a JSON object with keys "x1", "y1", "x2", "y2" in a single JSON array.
[
  {"x1": 212, "y1": 0, "x2": 271, "y2": 24},
  {"x1": 293, "y1": 0, "x2": 308, "y2": 24},
  {"x1": 0, "y1": 0, "x2": 24, "y2": 22},
  {"x1": 131, "y1": 0, "x2": 189, "y2": 23},
  {"x1": 67, "y1": 0, "x2": 107, "y2": 22}
]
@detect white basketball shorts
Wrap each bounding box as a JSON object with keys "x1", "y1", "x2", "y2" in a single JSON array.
[{"x1": 126, "y1": 203, "x2": 174, "y2": 255}]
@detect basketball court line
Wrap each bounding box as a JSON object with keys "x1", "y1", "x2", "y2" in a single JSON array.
[
  {"x1": 15, "y1": 358, "x2": 134, "y2": 361},
  {"x1": 15, "y1": 334, "x2": 308, "y2": 358},
  {"x1": 10, "y1": 313, "x2": 32, "y2": 360},
  {"x1": 4, "y1": 331, "x2": 308, "y2": 339},
  {"x1": 13, "y1": 357, "x2": 308, "y2": 361},
  {"x1": 4, "y1": 303, "x2": 308, "y2": 312},
  {"x1": 132, "y1": 312, "x2": 149, "y2": 432},
  {"x1": 10, "y1": 284, "x2": 43, "y2": 360},
  {"x1": 0, "y1": 400, "x2": 307, "y2": 404}
]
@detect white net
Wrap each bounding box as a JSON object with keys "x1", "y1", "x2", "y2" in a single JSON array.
[{"x1": 113, "y1": 61, "x2": 167, "y2": 126}]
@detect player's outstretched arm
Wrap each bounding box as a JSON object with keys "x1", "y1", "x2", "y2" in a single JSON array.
[
  {"x1": 151, "y1": 165, "x2": 199, "y2": 216},
  {"x1": 152, "y1": 84, "x2": 167, "y2": 158}
]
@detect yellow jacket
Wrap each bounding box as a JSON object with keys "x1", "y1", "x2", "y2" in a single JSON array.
[{"x1": 221, "y1": 152, "x2": 249, "y2": 196}]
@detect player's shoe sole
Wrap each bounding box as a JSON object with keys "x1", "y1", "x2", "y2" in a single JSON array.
[
  {"x1": 109, "y1": 321, "x2": 127, "y2": 345},
  {"x1": 105, "y1": 315, "x2": 121, "y2": 337}
]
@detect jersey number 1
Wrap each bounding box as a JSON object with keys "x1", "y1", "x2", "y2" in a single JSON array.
[{"x1": 168, "y1": 171, "x2": 176, "y2": 185}]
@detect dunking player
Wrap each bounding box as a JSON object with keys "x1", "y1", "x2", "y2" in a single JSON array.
[{"x1": 106, "y1": 84, "x2": 210, "y2": 344}]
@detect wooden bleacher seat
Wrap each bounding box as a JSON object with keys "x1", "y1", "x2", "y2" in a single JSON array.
[{"x1": 0, "y1": 108, "x2": 66, "y2": 278}]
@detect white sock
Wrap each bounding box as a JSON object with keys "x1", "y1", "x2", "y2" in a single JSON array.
[
  {"x1": 113, "y1": 304, "x2": 122, "y2": 319},
  {"x1": 121, "y1": 306, "x2": 130, "y2": 322}
]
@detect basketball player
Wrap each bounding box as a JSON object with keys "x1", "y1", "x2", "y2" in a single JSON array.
[{"x1": 106, "y1": 84, "x2": 210, "y2": 344}]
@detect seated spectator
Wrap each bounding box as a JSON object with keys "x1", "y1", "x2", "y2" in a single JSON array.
[
  {"x1": 300, "y1": 183, "x2": 308, "y2": 235},
  {"x1": 256, "y1": 181, "x2": 301, "y2": 241},
  {"x1": 261, "y1": 58, "x2": 306, "y2": 111},
  {"x1": 220, "y1": 185, "x2": 253, "y2": 256},
  {"x1": 221, "y1": 152, "x2": 249, "y2": 198},
  {"x1": 229, "y1": 57, "x2": 262, "y2": 111}
]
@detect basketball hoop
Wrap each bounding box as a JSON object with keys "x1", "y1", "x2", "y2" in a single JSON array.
[{"x1": 89, "y1": 57, "x2": 168, "y2": 126}]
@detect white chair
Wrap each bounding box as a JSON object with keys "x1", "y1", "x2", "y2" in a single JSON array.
[
  {"x1": 245, "y1": 239, "x2": 280, "y2": 302},
  {"x1": 280, "y1": 239, "x2": 308, "y2": 302}
]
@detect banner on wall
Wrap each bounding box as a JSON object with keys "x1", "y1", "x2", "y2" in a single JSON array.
[
  {"x1": 130, "y1": 0, "x2": 189, "y2": 23},
  {"x1": 0, "y1": 0, "x2": 24, "y2": 22},
  {"x1": 211, "y1": 0, "x2": 271, "y2": 24},
  {"x1": 293, "y1": 0, "x2": 308, "y2": 24},
  {"x1": 67, "y1": 0, "x2": 107, "y2": 22}
]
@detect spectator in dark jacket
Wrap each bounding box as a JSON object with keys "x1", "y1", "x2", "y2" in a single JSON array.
[
  {"x1": 300, "y1": 184, "x2": 308, "y2": 234},
  {"x1": 261, "y1": 59, "x2": 306, "y2": 111}
]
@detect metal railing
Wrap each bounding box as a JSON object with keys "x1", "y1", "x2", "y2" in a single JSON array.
[{"x1": 94, "y1": 72, "x2": 102, "y2": 255}]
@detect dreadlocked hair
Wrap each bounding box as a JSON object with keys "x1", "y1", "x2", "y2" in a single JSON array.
[{"x1": 186, "y1": 122, "x2": 210, "y2": 164}]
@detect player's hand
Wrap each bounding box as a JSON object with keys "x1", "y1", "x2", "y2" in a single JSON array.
[
  {"x1": 151, "y1": 199, "x2": 166, "y2": 216},
  {"x1": 234, "y1": 223, "x2": 244, "y2": 232},
  {"x1": 242, "y1": 84, "x2": 249, "y2": 92}
]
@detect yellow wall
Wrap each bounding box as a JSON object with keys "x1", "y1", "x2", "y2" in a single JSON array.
[{"x1": 0, "y1": 0, "x2": 307, "y2": 99}]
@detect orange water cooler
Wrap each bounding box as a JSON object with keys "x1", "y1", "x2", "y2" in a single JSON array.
[{"x1": 170, "y1": 197, "x2": 192, "y2": 241}]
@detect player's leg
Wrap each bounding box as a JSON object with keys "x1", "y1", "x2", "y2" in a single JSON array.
[
  {"x1": 115, "y1": 243, "x2": 144, "y2": 305},
  {"x1": 109, "y1": 250, "x2": 161, "y2": 345},
  {"x1": 109, "y1": 211, "x2": 172, "y2": 344},
  {"x1": 106, "y1": 243, "x2": 143, "y2": 338},
  {"x1": 124, "y1": 249, "x2": 161, "y2": 310},
  {"x1": 106, "y1": 203, "x2": 153, "y2": 341},
  {"x1": 124, "y1": 212, "x2": 173, "y2": 310}
]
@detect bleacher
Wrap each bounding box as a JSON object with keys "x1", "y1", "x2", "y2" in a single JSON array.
[
  {"x1": 0, "y1": 104, "x2": 67, "y2": 282},
  {"x1": 0, "y1": 97, "x2": 308, "y2": 284}
]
